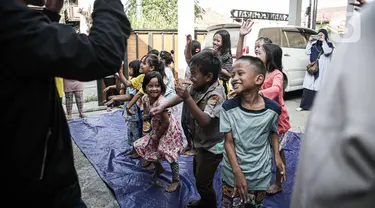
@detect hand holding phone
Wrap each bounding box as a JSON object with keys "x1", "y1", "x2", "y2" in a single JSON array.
[{"x1": 310, "y1": 35, "x2": 319, "y2": 42}]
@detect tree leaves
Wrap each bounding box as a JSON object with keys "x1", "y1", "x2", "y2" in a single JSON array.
[{"x1": 125, "y1": 0, "x2": 205, "y2": 29}]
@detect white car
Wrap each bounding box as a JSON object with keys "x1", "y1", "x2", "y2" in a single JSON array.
[{"x1": 202, "y1": 23, "x2": 317, "y2": 93}]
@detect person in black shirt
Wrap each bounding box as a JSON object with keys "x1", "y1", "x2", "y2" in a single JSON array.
[{"x1": 0, "y1": 0, "x2": 131, "y2": 207}]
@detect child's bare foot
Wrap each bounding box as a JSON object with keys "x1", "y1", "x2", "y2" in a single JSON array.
[
  {"x1": 129, "y1": 151, "x2": 140, "y2": 159},
  {"x1": 79, "y1": 113, "x2": 86, "y2": 118},
  {"x1": 266, "y1": 183, "x2": 282, "y2": 195},
  {"x1": 166, "y1": 181, "x2": 180, "y2": 192},
  {"x1": 142, "y1": 161, "x2": 152, "y2": 168},
  {"x1": 125, "y1": 149, "x2": 135, "y2": 156},
  {"x1": 67, "y1": 114, "x2": 73, "y2": 121},
  {"x1": 146, "y1": 163, "x2": 155, "y2": 171},
  {"x1": 152, "y1": 163, "x2": 165, "y2": 179}
]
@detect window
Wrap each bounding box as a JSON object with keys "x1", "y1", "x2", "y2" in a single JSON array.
[
  {"x1": 283, "y1": 31, "x2": 307, "y2": 49},
  {"x1": 258, "y1": 28, "x2": 281, "y2": 45}
]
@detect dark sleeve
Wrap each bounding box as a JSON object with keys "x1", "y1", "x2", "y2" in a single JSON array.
[
  {"x1": 222, "y1": 55, "x2": 233, "y2": 73},
  {"x1": 42, "y1": 8, "x2": 61, "y2": 22},
  {"x1": 0, "y1": 0, "x2": 131, "y2": 81}
]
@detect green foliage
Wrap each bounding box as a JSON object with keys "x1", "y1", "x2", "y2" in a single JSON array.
[
  {"x1": 125, "y1": 0, "x2": 205, "y2": 29},
  {"x1": 85, "y1": 96, "x2": 98, "y2": 103}
]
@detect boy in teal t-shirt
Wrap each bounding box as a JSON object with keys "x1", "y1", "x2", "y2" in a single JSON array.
[{"x1": 220, "y1": 56, "x2": 286, "y2": 208}]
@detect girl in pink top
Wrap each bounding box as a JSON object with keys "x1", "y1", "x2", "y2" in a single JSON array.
[{"x1": 257, "y1": 43, "x2": 291, "y2": 195}]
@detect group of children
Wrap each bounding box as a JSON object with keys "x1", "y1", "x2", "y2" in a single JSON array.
[{"x1": 105, "y1": 19, "x2": 291, "y2": 208}]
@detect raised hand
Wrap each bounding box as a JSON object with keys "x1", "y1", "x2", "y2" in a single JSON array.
[
  {"x1": 186, "y1": 34, "x2": 192, "y2": 44},
  {"x1": 239, "y1": 19, "x2": 254, "y2": 37},
  {"x1": 176, "y1": 82, "x2": 189, "y2": 100}
]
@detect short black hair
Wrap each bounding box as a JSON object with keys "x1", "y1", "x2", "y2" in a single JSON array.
[
  {"x1": 146, "y1": 54, "x2": 166, "y2": 79},
  {"x1": 189, "y1": 49, "x2": 222, "y2": 81},
  {"x1": 191, "y1": 40, "x2": 201, "y2": 56},
  {"x1": 160, "y1": 50, "x2": 174, "y2": 66},
  {"x1": 128, "y1": 60, "x2": 141, "y2": 77},
  {"x1": 148, "y1": 49, "x2": 159, "y2": 56},
  {"x1": 142, "y1": 71, "x2": 166, "y2": 95},
  {"x1": 262, "y1": 44, "x2": 283, "y2": 73},
  {"x1": 236, "y1": 56, "x2": 266, "y2": 77},
  {"x1": 256, "y1": 37, "x2": 273, "y2": 44}
]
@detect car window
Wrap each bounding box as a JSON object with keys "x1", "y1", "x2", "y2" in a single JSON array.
[
  {"x1": 203, "y1": 28, "x2": 240, "y2": 50},
  {"x1": 258, "y1": 28, "x2": 281, "y2": 45},
  {"x1": 302, "y1": 29, "x2": 317, "y2": 40},
  {"x1": 283, "y1": 31, "x2": 307, "y2": 49}
]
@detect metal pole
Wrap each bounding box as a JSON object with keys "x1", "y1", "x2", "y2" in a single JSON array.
[
  {"x1": 307, "y1": 0, "x2": 313, "y2": 28},
  {"x1": 306, "y1": 0, "x2": 312, "y2": 28},
  {"x1": 312, "y1": 0, "x2": 318, "y2": 29}
]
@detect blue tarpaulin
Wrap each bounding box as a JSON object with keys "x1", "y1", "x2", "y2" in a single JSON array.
[{"x1": 69, "y1": 110, "x2": 303, "y2": 208}]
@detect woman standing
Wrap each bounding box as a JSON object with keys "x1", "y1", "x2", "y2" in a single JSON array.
[
  {"x1": 64, "y1": 79, "x2": 85, "y2": 120},
  {"x1": 297, "y1": 29, "x2": 334, "y2": 111}
]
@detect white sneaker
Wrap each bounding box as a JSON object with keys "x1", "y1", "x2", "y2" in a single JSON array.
[{"x1": 296, "y1": 107, "x2": 303, "y2": 111}]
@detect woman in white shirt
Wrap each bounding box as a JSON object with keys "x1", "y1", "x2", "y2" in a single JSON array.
[{"x1": 297, "y1": 28, "x2": 334, "y2": 111}]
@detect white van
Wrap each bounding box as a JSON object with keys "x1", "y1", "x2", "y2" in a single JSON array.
[{"x1": 202, "y1": 23, "x2": 317, "y2": 93}]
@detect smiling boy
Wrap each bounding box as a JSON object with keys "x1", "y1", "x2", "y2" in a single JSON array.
[{"x1": 220, "y1": 56, "x2": 285, "y2": 208}]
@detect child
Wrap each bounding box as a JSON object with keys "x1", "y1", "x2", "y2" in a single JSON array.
[
  {"x1": 257, "y1": 43, "x2": 291, "y2": 195},
  {"x1": 220, "y1": 56, "x2": 286, "y2": 208},
  {"x1": 236, "y1": 20, "x2": 291, "y2": 195},
  {"x1": 213, "y1": 29, "x2": 233, "y2": 95},
  {"x1": 159, "y1": 51, "x2": 176, "y2": 99},
  {"x1": 122, "y1": 54, "x2": 170, "y2": 165},
  {"x1": 181, "y1": 34, "x2": 201, "y2": 156},
  {"x1": 125, "y1": 54, "x2": 168, "y2": 116},
  {"x1": 133, "y1": 71, "x2": 184, "y2": 193},
  {"x1": 150, "y1": 49, "x2": 226, "y2": 207},
  {"x1": 124, "y1": 55, "x2": 172, "y2": 146},
  {"x1": 105, "y1": 60, "x2": 141, "y2": 111},
  {"x1": 117, "y1": 55, "x2": 148, "y2": 140},
  {"x1": 235, "y1": 19, "x2": 272, "y2": 58},
  {"x1": 64, "y1": 79, "x2": 85, "y2": 120},
  {"x1": 184, "y1": 34, "x2": 201, "y2": 83},
  {"x1": 106, "y1": 60, "x2": 142, "y2": 158}
]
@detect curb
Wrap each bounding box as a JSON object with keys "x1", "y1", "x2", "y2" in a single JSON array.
[{"x1": 61, "y1": 101, "x2": 108, "y2": 115}]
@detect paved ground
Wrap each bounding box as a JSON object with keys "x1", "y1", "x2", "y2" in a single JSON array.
[{"x1": 71, "y1": 90, "x2": 310, "y2": 208}]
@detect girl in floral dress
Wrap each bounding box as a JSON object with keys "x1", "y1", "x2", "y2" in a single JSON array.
[{"x1": 134, "y1": 71, "x2": 184, "y2": 193}]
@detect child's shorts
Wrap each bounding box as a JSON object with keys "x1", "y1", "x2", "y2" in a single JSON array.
[
  {"x1": 127, "y1": 121, "x2": 140, "y2": 146},
  {"x1": 222, "y1": 183, "x2": 266, "y2": 208}
]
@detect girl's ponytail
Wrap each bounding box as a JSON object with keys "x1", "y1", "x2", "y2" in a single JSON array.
[
  {"x1": 146, "y1": 54, "x2": 166, "y2": 79},
  {"x1": 157, "y1": 59, "x2": 166, "y2": 78}
]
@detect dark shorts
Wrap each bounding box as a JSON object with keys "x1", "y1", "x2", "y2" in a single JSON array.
[{"x1": 222, "y1": 183, "x2": 266, "y2": 208}]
